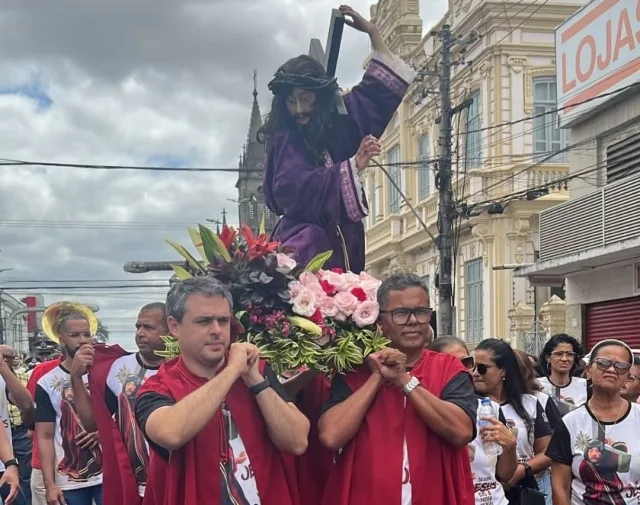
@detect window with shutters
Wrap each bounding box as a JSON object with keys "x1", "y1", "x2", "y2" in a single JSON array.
[
  {"x1": 532, "y1": 78, "x2": 568, "y2": 163},
  {"x1": 465, "y1": 92, "x2": 482, "y2": 168},
  {"x1": 247, "y1": 198, "x2": 256, "y2": 220},
  {"x1": 388, "y1": 145, "x2": 401, "y2": 214},
  {"x1": 606, "y1": 131, "x2": 640, "y2": 183},
  {"x1": 418, "y1": 135, "x2": 430, "y2": 200},
  {"x1": 466, "y1": 259, "x2": 484, "y2": 342}
]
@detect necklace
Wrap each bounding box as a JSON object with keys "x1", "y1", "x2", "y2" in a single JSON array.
[{"x1": 588, "y1": 398, "x2": 627, "y2": 435}]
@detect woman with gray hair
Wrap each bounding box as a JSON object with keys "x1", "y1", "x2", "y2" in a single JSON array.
[{"x1": 547, "y1": 339, "x2": 640, "y2": 505}]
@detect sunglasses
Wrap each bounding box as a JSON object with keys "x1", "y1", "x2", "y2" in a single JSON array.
[
  {"x1": 461, "y1": 356, "x2": 475, "y2": 370},
  {"x1": 474, "y1": 363, "x2": 495, "y2": 375},
  {"x1": 551, "y1": 351, "x2": 577, "y2": 359},
  {"x1": 593, "y1": 358, "x2": 631, "y2": 374}
]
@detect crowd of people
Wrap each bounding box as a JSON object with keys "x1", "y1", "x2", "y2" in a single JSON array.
[
  {"x1": 2, "y1": 4, "x2": 638, "y2": 505},
  {"x1": 0, "y1": 273, "x2": 637, "y2": 505}
]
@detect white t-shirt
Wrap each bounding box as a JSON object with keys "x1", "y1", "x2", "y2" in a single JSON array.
[
  {"x1": 538, "y1": 377, "x2": 589, "y2": 416},
  {"x1": 469, "y1": 399, "x2": 509, "y2": 505},
  {"x1": 35, "y1": 365, "x2": 103, "y2": 490},
  {"x1": 0, "y1": 376, "x2": 12, "y2": 473},
  {"x1": 547, "y1": 402, "x2": 640, "y2": 505},
  {"x1": 105, "y1": 353, "x2": 159, "y2": 497},
  {"x1": 501, "y1": 394, "x2": 552, "y2": 464}
]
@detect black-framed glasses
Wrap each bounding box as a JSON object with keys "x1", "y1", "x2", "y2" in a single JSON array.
[
  {"x1": 380, "y1": 307, "x2": 432, "y2": 325},
  {"x1": 551, "y1": 351, "x2": 577, "y2": 360},
  {"x1": 475, "y1": 363, "x2": 495, "y2": 375},
  {"x1": 461, "y1": 356, "x2": 475, "y2": 370},
  {"x1": 593, "y1": 358, "x2": 631, "y2": 374}
]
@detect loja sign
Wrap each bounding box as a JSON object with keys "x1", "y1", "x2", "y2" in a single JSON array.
[{"x1": 555, "y1": 0, "x2": 640, "y2": 127}]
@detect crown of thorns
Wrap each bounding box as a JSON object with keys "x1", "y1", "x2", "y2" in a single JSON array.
[{"x1": 267, "y1": 71, "x2": 338, "y2": 94}]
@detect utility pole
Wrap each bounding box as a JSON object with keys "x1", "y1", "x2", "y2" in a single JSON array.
[{"x1": 437, "y1": 24, "x2": 455, "y2": 337}]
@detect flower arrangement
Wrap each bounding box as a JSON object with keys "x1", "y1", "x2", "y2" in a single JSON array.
[{"x1": 159, "y1": 221, "x2": 390, "y2": 375}]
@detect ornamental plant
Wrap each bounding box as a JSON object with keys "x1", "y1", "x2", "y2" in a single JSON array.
[{"x1": 158, "y1": 221, "x2": 390, "y2": 375}]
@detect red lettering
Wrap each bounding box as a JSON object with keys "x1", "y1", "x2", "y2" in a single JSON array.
[
  {"x1": 562, "y1": 53, "x2": 576, "y2": 93},
  {"x1": 613, "y1": 9, "x2": 636, "y2": 61},
  {"x1": 597, "y1": 20, "x2": 613, "y2": 70},
  {"x1": 576, "y1": 35, "x2": 597, "y2": 82}
]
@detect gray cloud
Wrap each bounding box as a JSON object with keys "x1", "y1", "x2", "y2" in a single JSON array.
[{"x1": 0, "y1": 0, "x2": 443, "y2": 350}]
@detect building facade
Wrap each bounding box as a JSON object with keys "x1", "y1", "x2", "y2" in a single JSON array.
[
  {"x1": 517, "y1": 0, "x2": 640, "y2": 350},
  {"x1": 235, "y1": 74, "x2": 277, "y2": 235},
  {"x1": 364, "y1": 0, "x2": 583, "y2": 343}
]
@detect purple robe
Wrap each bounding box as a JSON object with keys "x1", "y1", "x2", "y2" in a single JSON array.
[{"x1": 263, "y1": 56, "x2": 412, "y2": 273}]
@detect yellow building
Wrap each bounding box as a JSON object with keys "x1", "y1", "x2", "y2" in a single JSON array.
[{"x1": 364, "y1": 0, "x2": 583, "y2": 343}]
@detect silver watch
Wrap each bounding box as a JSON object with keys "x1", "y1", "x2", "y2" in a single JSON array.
[{"x1": 402, "y1": 376, "x2": 420, "y2": 395}]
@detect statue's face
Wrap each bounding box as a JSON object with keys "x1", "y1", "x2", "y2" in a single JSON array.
[{"x1": 286, "y1": 88, "x2": 316, "y2": 125}]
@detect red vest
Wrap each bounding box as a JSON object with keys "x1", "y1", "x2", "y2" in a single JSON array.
[
  {"x1": 322, "y1": 350, "x2": 475, "y2": 505},
  {"x1": 139, "y1": 357, "x2": 299, "y2": 505}
]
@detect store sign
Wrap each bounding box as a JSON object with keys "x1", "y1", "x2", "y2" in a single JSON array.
[{"x1": 555, "y1": 0, "x2": 640, "y2": 126}]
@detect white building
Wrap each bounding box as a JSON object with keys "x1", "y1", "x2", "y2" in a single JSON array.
[
  {"x1": 516, "y1": 0, "x2": 640, "y2": 350},
  {"x1": 365, "y1": 0, "x2": 583, "y2": 342}
]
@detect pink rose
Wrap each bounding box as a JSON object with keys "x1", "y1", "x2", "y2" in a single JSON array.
[
  {"x1": 299, "y1": 271, "x2": 325, "y2": 296},
  {"x1": 334, "y1": 291, "x2": 359, "y2": 316},
  {"x1": 288, "y1": 280, "x2": 302, "y2": 299},
  {"x1": 320, "y1": 270, "x2": 346, "y2": 292},
  {"x1": 359, "y1": 271, "x2": 378, "y2": 283},
  {"x1": 292, "y1": 288, "x2": 317, "y2": 317},
  {"x1": 360, "y1": 279, "x2": 382, "y2": 301},
  {"x1": 318, "y1": 295, "x2": 340, "y2": 318},
  {"x1": 340, "y1": 272, "x2": 361, "y2": 292},
  {"x1": 353, "y1": 301, "x2": 380, "y2": 327},
  {"x1": 276, "y1": 253, "x2": 297, "y2": 274}
]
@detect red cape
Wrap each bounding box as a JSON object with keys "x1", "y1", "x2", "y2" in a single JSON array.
[
  {"x1": 139, "y1": 357, "x2": 299, "y2": 505},
  {"x1": 88, "y1": 344, "x2": 141, "y2": 505},
  {"x1": 322, "y1": 350, "x2": 475, "y2": 505},
  {"x1": 296, "y1": 374, "x2": 333, "y2": 505}
]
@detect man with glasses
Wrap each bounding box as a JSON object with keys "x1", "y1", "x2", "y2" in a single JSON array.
[
  {"x1": 318, "y1": 273, "x2": 477, "y2": 505},
  {"x1": 621, "y1": 355, "x2": 640, "y2": 403}
]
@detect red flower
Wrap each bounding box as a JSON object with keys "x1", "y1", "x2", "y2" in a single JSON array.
[
  {"x1": 351, "y1": 287, "x2": 367, "y2": 302},
  {"x1": 321, "y1": 280, "x2": 336, "y2": 296},
  {"x1": 238, "y1": 224, "x2": 280, "y2": 260},
  {"x1": 310, "y1": 309, "x2": 324, "y2": 325},
  {"x1": 219, "y1": 225, "x2": 237, "y2": 250},
  {"x1": 331, "y1": 268, "x2": 344, "y2": 274}
]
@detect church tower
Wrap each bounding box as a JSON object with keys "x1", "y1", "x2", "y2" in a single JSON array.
[{"x1": 235, "y1": 71, "x2": 276, "y2": 236}]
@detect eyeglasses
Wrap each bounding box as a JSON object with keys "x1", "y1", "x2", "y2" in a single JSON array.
[
  {"x1": 593, "y1": 358, "x2": 631, "y2": 374},
  {"x1": 551, "y1": 351, "x2": 577, "y2": 360},
  {"x1": 380, "y1": 307, "x2": 432, "y2": 325},
  {"x1": 474, "y1": 363, "x2": 495, "y2": 375},
  {"x1": 461, "y1": 356, "x2": 475, "y2": 370}
]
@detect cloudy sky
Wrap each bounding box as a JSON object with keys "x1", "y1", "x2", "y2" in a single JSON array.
[{"x1": 0, "y1": 0, "x2": 445, "y2": 351}]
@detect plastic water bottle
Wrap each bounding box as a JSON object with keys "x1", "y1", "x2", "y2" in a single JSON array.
[{"x1": 478, "y1": 397, "x2": 502, "y2": 457}]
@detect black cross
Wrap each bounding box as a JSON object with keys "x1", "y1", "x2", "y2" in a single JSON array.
[{"x1": 308, "y1": 9, "x2": 348, "y2": 115}]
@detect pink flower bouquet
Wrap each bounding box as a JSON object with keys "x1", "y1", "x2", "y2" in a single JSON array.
[{"x1": 159, "y1": 223, "x2": 390, "y2": 374}]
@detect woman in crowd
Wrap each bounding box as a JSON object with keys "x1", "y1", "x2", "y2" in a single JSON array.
[
  {"x1": 547, "y1": 339, "x2": 640, "y2": 505},
  {"x1": 515, "y1": 349, "x2": 562, "y2": 505},
  {"x1": 429, "y1": 337, "x2": 517, "y2": 505},
  {"x1": 474, "y1": 339, "x2": 552, "y2": 504},
  {"x1": 538, "y1": 334, "x2": 588, "y2": 415}
]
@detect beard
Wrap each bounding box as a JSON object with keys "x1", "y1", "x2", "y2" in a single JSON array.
[{"x1": 64, "y1": 344, "x2": 78, "y2": 359}]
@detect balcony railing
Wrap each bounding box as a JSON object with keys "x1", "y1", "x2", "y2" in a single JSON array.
[{"x1": 539, "y1": 171, "x2": 640, "y2": 262}]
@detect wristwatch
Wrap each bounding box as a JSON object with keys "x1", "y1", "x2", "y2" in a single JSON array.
[
  {"x1": 402, "y1": 376, "x2": 420, "y2": 395},
  {"x1": 249, "y1": 377, "x2": 272, "y2": 396},
  {"x1": 3, "y1": 459, "x2": 17, "y2": 469}
]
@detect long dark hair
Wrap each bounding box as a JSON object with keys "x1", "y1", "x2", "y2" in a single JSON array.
[
  {"x1": 514, "y1": 349, "x2": 542, "y2": 394},
  {"x1": 476, "y1": 338, "x2": 534, "y2": 433},
  {"x1": 539, "y1": 333, "x2": 584, "y2": 376},
  {"x1": 258, "y1": 55, "x2": 338, "y2": 165}
]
